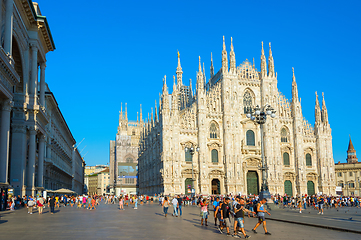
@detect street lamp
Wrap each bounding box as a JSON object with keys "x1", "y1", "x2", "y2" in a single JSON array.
[
  {"x1": 246, "y1": 104, "x2": 276, "y2": 200},
  {"x1": 185, "y1": 144, "x2": 199, "y2": 198}
]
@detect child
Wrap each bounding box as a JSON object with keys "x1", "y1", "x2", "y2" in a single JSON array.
[{"x1": 298, "y1": 200, "x2": 302, "y2": 213}]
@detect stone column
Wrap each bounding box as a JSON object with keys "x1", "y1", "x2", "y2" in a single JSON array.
[
  {"x1": 27, "y1": 127, "x2": 37, "y2": 196},
  {"x1": 10, "y1": 124, "x2": 27, "y2": 196},
  {"x1": 4, "y1": 0, "x2": 13, "y2": 54},
  {"x1": 37, "y1": 135, "x2": 45, "y2": 189},
  {"x1": 29, "y1": 44, "x2": 38, "y2": 104},
  {"x1": 0, "y1": 100, "x2": 12, "y2": 184},
  {"x1": 39, "y1": 63, "x2": 46, "y2": 106}
]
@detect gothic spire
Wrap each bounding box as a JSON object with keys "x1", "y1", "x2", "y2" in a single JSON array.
[
  {"x1": 197, "y1": 56, "x2": 204, "y2": 92},
  {"x1": 210, "y1": 52, "x2": 214, "y2": 78},
  {"x1": 261, "y1": 41, "x2": 267, "y2": 78},
  {"x1": 222, "y1": 36, "x2": 228, "y2": 73},
  {"x1": 125, "y1": 103, "x2": 128, "y2": 120},
  {"x1": 151, "y1": 107, "x2": 154, "y2": 127},
  {"x1": 203, "y1": 62, "x2": 206, "y2": 87},
  {"x1": 176, "y1": 50, "x2": 183, "y2": 87},
  {"x1": 268, "y1": 42, "x2": 275, "y2": 77},
  {"x1": 292, "y1": 67, "x2": 299, "y2": 101},
  {"x1": 229, "y1": 37, "x2": 236, "y2": 73},
  {"x1": 155, "y1": 100, "x2": 158, "y2": 122},
  {"x1": 321, "y1": 92, "x2": 329, "y2": 124},
  {"x1": 315, "y1": 91, "x2": 322, "y2": 124},
  {"x1": 173, "y1": 75, "x2": 177, "y2": 93},
  {"x1": 120, "y1": 102, "x2": 123, "y2": 121},
  {"x1": 140, "y1": 104, "x2": 143, "y2": 122},
  {"x1": 137, "y1": 112, "x2": 139, "y2": 122}
]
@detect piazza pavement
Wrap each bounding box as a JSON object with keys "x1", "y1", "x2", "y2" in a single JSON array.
[{"x1": 0, "y1": 201, "x2": 360, "y2": 239}]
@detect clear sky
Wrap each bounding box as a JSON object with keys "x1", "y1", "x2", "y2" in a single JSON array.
[{"x1": 37, "y1": 0, "x2": 361, "y2": 166}]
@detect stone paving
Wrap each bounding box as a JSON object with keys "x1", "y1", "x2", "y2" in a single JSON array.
[
  {"x1": 0, "y1": 202, "x2": 360, "y2": 239},
  {"x1": 267, "y1": 205, "x2": 361, "y2": 234}
]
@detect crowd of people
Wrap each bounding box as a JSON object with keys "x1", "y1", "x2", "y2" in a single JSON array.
[{"x1": 4, "y1": 192, "x2": 361, "y2": 238}]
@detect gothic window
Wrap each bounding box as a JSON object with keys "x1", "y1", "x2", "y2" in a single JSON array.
[
  {"x1": 243, "y1": 91, "x2": 253, "y2": 114},
  {"x1": 349, "y1": 172, "x2": 353, "y2": 177},
  {"x1": 246, "y1": 130, "x2": 255, "y2": 146},
  {"x1": 281, "y1": 128, "x2": 288, "y2": 142},
  {"x1": 211, "y1": 149, "x2": 218, "y2": 163},
  {"x1": 210, "y1": 123, "x2": 218, "y2": 138},
  {"x1": 185, "y1": 151, "x2": 192, "y2": 162},
  {"x1": 350, "y1": 182, "x2": 355, "y2": 188},
  {"x1": 306, "y1": 153, "x2": 312, "y2": 166},
  {"x1": 132, "y1": 130, "x2": 136, "y2": 135},
  {"x1": 283, "y1": 152, "x2": 290, "y2": 166},
  {"x1": 126, "y1": 157, "x2": 133, "y2": 163}
]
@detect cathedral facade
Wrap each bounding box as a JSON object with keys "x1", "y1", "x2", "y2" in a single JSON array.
[{"x1": 138, "y1": 37, "x2": 336, "y2": 196}]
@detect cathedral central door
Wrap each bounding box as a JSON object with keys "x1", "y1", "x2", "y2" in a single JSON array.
[
  {"x1": 247, "y1": 171, "x2": 259, "y2": 195},
  {"x1": 284, "y1": 180, "x2": 293, "y2": 196},
  {"x1": 211, "y1": 179, "x2": 220, "y2": 194},
  {"x1": 307, "y1": 181, "x2": 315, "y2": 195}
]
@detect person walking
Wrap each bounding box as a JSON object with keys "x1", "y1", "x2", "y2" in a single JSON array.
[
  {"x1": 119, "y1": 196, "x2": 124, "y2": 210},
  {"x1": 219, "y1": 197, "x2": 232, "y2": 236},
  {"x1": 27, "y1": 196, "x2": 35, "y2": 214},
  {"x1": 200, "y1": 199, "x2": 209, "y2": 226},
  {"x1": 37, "y1": 197, "x2": 44, "y2": 214},
  {"x1": 134, "y1": 195, "x2": 138, "y2": 209},
  {"x1": 213, "y1": 197, "x2": 220, "y2": 226},
  {"x1": 177, "y1": 195, "x2": 183, "y2": 216},
  {"x1": 233, "y1": 197, "x2": 252, "y2": 238},
  {"x1": 49, "y1": 196, "x2": 55, "y2": 214},
  {"x1": 172, "y1": 196, "x2": 179, "y2": 217},
  {"x1": 162, "y1": 196, "x2": 169, "y2": 217},
  {"x1": 252, "y1": 198, "x2": 271, "y2": 235}
]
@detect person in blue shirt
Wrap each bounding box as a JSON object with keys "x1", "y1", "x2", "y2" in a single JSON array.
[
  {"x1": 252, "y1": 198, "x2": 271, "y2": 235},
  {"x1": 213, "y1": 197, "x2": 220, "y2": 226}
]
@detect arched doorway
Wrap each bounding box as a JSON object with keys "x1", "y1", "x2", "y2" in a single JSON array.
[
  {"x1": 307, "y1": 181, "x2": 315, "y2": 195},
  {"x1": 284, "y1": 180, "x2": 293, "y2": 196},
  {"x1": 185, "y1": 178, "x2": 192, "y2": 195},
  {"x1": 247, "y1": 171, "x2": 259, "y2": 195},
  {"x1": 211, "y1": 179, "x2": 220, "y2": 195}
]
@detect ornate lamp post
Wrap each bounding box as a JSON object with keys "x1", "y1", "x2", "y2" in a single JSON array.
[
  {"x1": 246, "y1": 104, "x2": 276, "y2": 200},
  {"x1": 185, "y1": 144, "x2": 199, "y2": 198}
]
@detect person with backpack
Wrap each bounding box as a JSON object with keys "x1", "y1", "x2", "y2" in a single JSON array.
[{"x1": 252, "y1": 198, "x2": 271, "y2": 235}]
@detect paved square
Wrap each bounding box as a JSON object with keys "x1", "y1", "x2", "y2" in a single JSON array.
[{"x1": 0, "y1": 202, "x2": 360, "y2": 239}]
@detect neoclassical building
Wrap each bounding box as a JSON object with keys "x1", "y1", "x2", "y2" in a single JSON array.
[
  {"x1": 138, "y1": 37, "x2": 336, "y2": 196},
  {"x1": 109, "y1": 103, "x2": 143, "y2": 195},
  {"x1": 0, "y1": 1, "x2": 84, "y2": 209},
  {"x1": 335, "y1": 138, "x2": 361, "y2": 196}
]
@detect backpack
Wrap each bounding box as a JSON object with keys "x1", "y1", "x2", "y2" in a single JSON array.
[{"x1": 254, "y1": 203, "x2": 259, "y2": 214}]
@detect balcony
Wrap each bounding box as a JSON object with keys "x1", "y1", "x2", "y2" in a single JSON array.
[{"x1": 0, "y1": 47, "x2": 20, "y2": 99}]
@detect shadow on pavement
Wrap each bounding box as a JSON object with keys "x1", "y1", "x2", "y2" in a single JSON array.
[{"x1": 0, "y1": 220, "x2": 8, "y2": 224}]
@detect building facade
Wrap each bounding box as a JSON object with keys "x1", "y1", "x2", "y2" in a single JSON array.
[
  {"x1": 97, "y1": 168, "x2": 110, "y2": 195},
  {"x1": 109, "y1": 103, "x2": 142, "y2": 195},
  {"x1": 84, "y1": 165, "x2": 108, "y2": 176},
  {"x1": 0, "y1": 1, "x2": 84, "y2": 210},
  {"x1": 335, "y1": 138, "x2": 361, "y2": 196},
  {"x1": 138, "y1": 38, "x2": 336, "y2": 196}
]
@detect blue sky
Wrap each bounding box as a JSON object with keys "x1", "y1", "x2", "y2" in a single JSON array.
[{"x1": 38, "y1": 0, "x2": 361, "y2": 166}]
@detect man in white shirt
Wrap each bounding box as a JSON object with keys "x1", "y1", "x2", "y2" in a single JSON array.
[{"x1": 172, "y1": 197, "x2": 179, "y2": 217}]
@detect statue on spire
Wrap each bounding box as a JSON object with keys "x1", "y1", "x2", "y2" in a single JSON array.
[
  {"x1": 210, "y1": 52, "x2": 214, "y2": 78},
  {"x1": 261, "y1": 41, "x2": 267, "y2": 78},
  {"x1": 222, "y1": 36, "x2": 228, "y2": 73},
  {"x1": 268, "y1": 42, "x2": 275, "y2": 77},
  {"x1": 229, "y1": 37, "x2": 236, "y2": 74}
]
